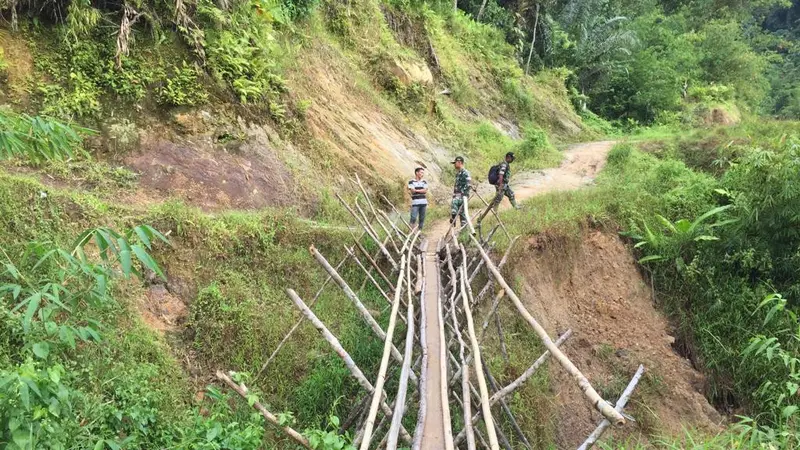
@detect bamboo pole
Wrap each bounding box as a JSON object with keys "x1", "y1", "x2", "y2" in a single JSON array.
[
  {"x1": 491, "y1": 329, "x2": 573, "y2": 405},
  {"x1": 216, "y1": 371, "x2": 312, "y2": 449},
  {"x1": 448, "y1": 256, "x2": 475, "y2": 450},
  {"x1": 475, "y1": 237, "x2": 518, "y2": 305},
  {"x1": 356, "y1": 199, "x2": 400, "y2": 256},
  {"x1": 354, "y1": 173, "x2": 380, "y2": 221},
  {"x1": 380, "y1": 209, "x2": 408, "y2": 241},
  {"x1": 380, "y1": 193, "x2": 412, "y2": 231},
  {"x1": 481, "y1": 356, "x2": 532, "y2": 450},
  {"x1": 344, "y1": 246, "x2": 392, "y2": 307},
  {"x1": 494, "y1": 314, "x2": 509, "y2": 364},
  {"x1": 473, "y1": 189, "x2": 512, "y2": 241},
  {"x1": 310, "y1": 245, "x2": 416, "y2": 383},
  {"x1": 387, "y1": 258, "x2": 416, "y2": 449},
  {"x1": 479, "y1": 290, "x2": 506, "y2": 344},
  {"x1": 341, "y1": 394, "x2": 371, "y2": 433},
  {"x1": 359, "y1": 231, "x2": 418, "y2": 449},
  {"x1": 352, "y1": 236, "x2": 395, "y2": 290},
  {"x1": 412, "y1": 243, "x2": 429, "y2": 450},
  {"x1": 285, "y1": 288, "x2": 412, "y2": 444},
  {"x1": 459, "y1": 247, "x2": 499, "y2": 450},
  {"x1": 447, "y1": 349, "x2": 514, "y2": 450},
  {"x1": 462, "y1": 194, "x2": 476, "y2": 236},
  {"x1": 468, "y1": 233, "x2": 625, "y2": 424},
  {"x1": 357, "y1": 232, "x2": 394, "y2": 292},
  {"x1": 578, "y1": 365, "x2": 645, "y2": 450},
  {"x1": 256, "y1": 253, "x2": 351, "y2": 380},
  {"x1": 415, "y1": 254, "x2": 424, "y2": 295},
  {"x1": 454, "y1": 330, "x2": 573, "y2": 446},
  {"x1": 337, "y1": 193, "x2": 398, "y2": 270}
]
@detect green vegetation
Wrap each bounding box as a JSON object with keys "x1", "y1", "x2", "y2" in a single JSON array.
[
  {"x1": 497, "y1": 121, "x2": 800, "y2": 446},
  {"x1": 0, "y1": 115, "x2": 368, "y2": 448},
  {"x1": 0, "y1": 109, "x2": 91, "y2": 163},
  {"x1": 3, "y1": 0, "x2": 800, "y2": 447}
]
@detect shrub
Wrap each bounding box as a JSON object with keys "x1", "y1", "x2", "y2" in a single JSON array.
[
  {"x1": 515, "y1": 124, "x2": 560, "y2": 169},
  {"x1": 158, "y1": 62, "x2": 209, "y2": 107},
  {"x1": 199, "y1": 0, "x2": 287, "y2": 105},
  {"x1": 39, "y1": 71, "x2": 102, "y2": 119},
  {"x1": 606, "y1": 143, "x2": 633, "y2": 166}
]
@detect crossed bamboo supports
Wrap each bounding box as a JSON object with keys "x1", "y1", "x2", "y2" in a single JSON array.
[
  {"x1": 214, "y1": 179, "x2": 646, "y2": 449},
  {"x1": 436, "y1": 191, "x2": 645, "y2": 450}
]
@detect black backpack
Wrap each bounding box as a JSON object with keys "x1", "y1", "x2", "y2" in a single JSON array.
[{"x1": 488, "y1": 164, "x2": 501, "y2": 185}]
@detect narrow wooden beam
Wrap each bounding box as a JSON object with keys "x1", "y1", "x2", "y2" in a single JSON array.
[
  {"x1": 286, "y1": 288, "x2": 412, "y2": 444},
  {"x1": 310, "y1": 245, "x2": 416, "y2": 384},
  {"x1": 360, "y1": 232, "x2": 419, "y2": 449},
  {"x1": 412, "y1": 243, "x2": 429, "y2": 450},
  {"x1": 386, "y1": 258, "x2": 416, "y2": 448},
  {"x1": 216, "y1": 371, "x2": 312, "y2": 449},
  {"x1": 578, "y1": 365, "x2": 646, "y2": 450}
]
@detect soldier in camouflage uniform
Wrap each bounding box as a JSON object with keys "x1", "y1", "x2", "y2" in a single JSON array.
[
  {"x1": 450, "y1": 156, "x2": 472, "y2": 226},
  {"x1": 491, "y1": 151, "x2": 520, "y2": 210}
]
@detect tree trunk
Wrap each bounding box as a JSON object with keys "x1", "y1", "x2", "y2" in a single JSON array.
[
  {"x1": 525, "y1": 3, "x2": 541, "y2": 76},
  {"x1": 477, "y1": 0, "x2": 489, "y2": 21}
]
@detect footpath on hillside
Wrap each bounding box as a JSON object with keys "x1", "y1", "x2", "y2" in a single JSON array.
[{"x1": 418, "y1": 141, "x2": 615, "y2": 448}]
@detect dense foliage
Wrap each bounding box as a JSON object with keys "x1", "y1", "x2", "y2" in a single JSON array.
[
  {"x1": 453, "y1": 0, "x2": 800, "y2": 124},
  {"x1": 607, "y1": 128, "x2": 800, "y2": 445}
]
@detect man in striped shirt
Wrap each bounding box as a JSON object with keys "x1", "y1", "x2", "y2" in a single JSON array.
[{"x1": 408, "y1": 167, "x2": 428, "y2": 231}]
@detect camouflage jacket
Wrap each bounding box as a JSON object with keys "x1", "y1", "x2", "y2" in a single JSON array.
[
  {"x1": 498, "y1": 161, "x2": 511, "y2": 184},
  {"x1": 453, "y1": 168, "x2": 472, "y2": 196}
]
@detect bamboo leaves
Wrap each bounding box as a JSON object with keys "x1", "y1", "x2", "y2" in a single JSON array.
[
  {"x1": 0, "y1": 109, "x2": 94, "y2": 164},
  {"x1": 1, "y1": 224, "x2": 168, "y2": 358}
]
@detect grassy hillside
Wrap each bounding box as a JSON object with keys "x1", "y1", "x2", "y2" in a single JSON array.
[{"x1": 0, "y1": 0, "x2": 595, "y2": 448}]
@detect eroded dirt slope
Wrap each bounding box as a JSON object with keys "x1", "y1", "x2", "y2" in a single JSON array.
[{"x1": 517, "y1": 231, "x2": 724, "y2": 447}]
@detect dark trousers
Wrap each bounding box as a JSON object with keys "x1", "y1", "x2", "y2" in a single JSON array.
[{"x1": 410, "y1": 204, "x2": 427, "y2": 230}]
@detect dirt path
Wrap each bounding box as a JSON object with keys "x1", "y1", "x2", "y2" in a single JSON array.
[{"x1": 417, "y1": 141, "x2": 615, "y2": 447}]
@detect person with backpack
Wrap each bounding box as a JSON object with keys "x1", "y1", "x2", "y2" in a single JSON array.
[
  {"x1": 408, "y1": 167, "x2": 428, "y2": 231},
  {"x1": 489, "y1": 151, "x2": 520, "y2": 210}
]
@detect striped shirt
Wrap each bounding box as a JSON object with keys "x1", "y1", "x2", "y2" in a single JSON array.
[{"x1": 408, "y1": 179, "x2": 428, "y2": 206}]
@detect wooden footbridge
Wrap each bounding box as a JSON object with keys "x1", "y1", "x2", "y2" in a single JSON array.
[{"x1": 215, "y1": 174, "x2": 645, "y2": 449}]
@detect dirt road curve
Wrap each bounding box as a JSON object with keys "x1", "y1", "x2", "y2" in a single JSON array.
[
  {"x1": 477, "y1": 140, "x2": 616, "y2": 204},
  {"x1": 417, "y1": 141, "x2": 615, "y2": 448}
]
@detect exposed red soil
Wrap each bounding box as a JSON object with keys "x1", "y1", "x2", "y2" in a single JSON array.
[
  {"x1": 126, "y1": 134, "x2": 296, "y2": 211},
  {"x1": 517, "y1": 230, "x2": 724, "y2": 448}
]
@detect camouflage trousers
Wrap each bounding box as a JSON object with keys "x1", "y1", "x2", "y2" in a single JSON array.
[
  {"x1": 491, "y1": 184, "x2": 517, "y2": 210},
  {"x1": 450, "y1": 196, "x2": 467, "y2": 226}
]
